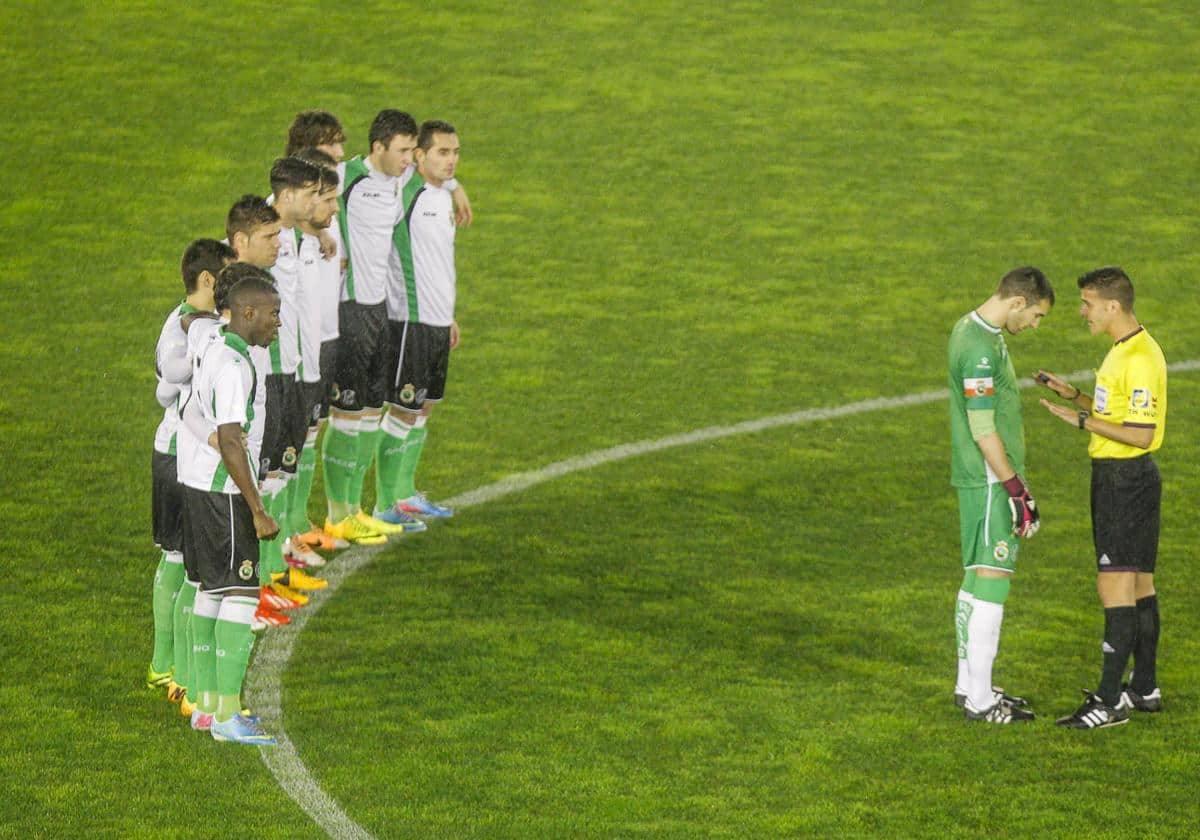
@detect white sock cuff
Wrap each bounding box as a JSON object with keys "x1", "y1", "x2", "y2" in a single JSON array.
[
  {"x1": 260, "y1": 475, "x2": 288, "y2": 497},
  {"x1": 217, "y1": 595, "x2": 258, "y2": 625},
  {"x1": 194, "y1": 591, "x2": 223, "y2": 619},
  {"x1": 381, "y1": 412, "x2": 412, "y2": 438},
  {"x1": 412, "y1": 414, "x2": 428, "y2": 429},
  {"x1": 305, "y1": 426, "x2": 319, "y2": 446},
  {"x1": 360, "y1": 411, "x2": 383, "y2": 432},
  {"x1": 330, "y1": 413, "x2": 360, "y2": 435},
  {"x1": 164, "y1": 550, "x2": 184, "y2": 565},
  {"x1": 957, "y1": 589, "x2": 975, "y2": 603}
]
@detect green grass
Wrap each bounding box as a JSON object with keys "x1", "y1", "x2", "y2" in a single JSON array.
[{"x1": 3, "y1": 1, "x2": 1200, "y2": 837}]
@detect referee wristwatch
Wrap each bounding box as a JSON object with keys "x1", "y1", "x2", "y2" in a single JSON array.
[{"x1": 1077, "y1": 410, "x2": 1089, "y2": 430}]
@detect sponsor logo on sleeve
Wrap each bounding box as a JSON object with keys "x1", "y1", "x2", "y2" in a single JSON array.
[
  {"x1": 1094, "y1": 385, "x2": 1109, "y2": 413},
  {"x1": 963, "y1": 377, "x2": 995, "y2": 398},
  {"x1": 1131, "y1": 388, "x2": 1151, "y2": 409}
]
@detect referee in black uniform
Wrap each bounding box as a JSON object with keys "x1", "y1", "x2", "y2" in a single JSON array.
[{"x1": 1037, "y1": 267, "x2": 1167, "y2": 729}]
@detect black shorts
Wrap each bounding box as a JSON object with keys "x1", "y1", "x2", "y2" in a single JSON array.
[
  {"x1": 388, "y1": 321, "x2": 451, "y2": 410},
  {"x1": 318, "y1": 338, "x2": 340, "y2": 419},
  {"x1": 334, "y1": 301, "x2": 390, "y2": 411},
  {"x1": 151, "y1": 450, "x2": 184, "y2": 553},
  {"x1": 262, "y1": 373, "x2": 307, "y2": 473},
  {"x1": 181, "y1": 486, "x2": 260, "y2": 594},
  {"x1": 1091, "y1": 454, "x2": 1161, "y2": 573},
  {"x1": 299, "y1": 380, "x2": 324, "y2": 429}
]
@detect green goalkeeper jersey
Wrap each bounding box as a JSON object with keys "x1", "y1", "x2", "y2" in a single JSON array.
[{"x1": 948, "y1": 311, "x2": 1025, "y2": 488}]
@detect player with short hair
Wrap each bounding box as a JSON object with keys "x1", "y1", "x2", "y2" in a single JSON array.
[
  {"x1": 1038, "y1": 266, "x2": 1167, "y2": 729},
  {"x1": 948, "y1": 266, "x2": 1053, "y2": 724},
  {"x1": 176, "y1": 269, "x2": 281, "y2": 744},
  {"x1": 374, "y1": 120, "x2": 464, "y2": 521},
  {"x1": 147, "y1": 239, "x2": 235, "y2": 703}
]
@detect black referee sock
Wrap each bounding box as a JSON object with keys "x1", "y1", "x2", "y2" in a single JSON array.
[
  {"x1": 1098, "y1": 606, "x2": 1137, "y2": 706},
  {"x1": 1131, "y1": 595, "x2": 1160, "y2": 694}
]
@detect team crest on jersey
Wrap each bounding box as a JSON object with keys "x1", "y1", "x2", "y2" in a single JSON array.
[
  {"x1": 993, "y1": 541, "x2": 1010, "y2": 562},
  {"x1": 1131, "y1": 388, "x2": 1151, "y2": 408},
  {"x1": 238, "y1": 559, "x2": 255, "y2": 581},
  {"x1": 400, "y1": 383, "x2": 417, "y2": 404},
  {"x1": 283, "y1": 447, "x2": 297, "y2": 467}
]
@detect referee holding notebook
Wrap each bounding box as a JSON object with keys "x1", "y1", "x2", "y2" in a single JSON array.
[{"x1": 1037, "y1": 266, "x2": 1167, "y2": 730}]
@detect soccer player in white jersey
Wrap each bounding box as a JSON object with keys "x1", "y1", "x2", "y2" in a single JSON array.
[
  {"x1": 279, "y1": 154, "x2": 341, "y2": 565},
  {"x1": 376, "y1": 120, "x2": 464, "y2": 520},
  {"x1": 258, "y1": 158, "x2": 334, "y2": 594},
  {"x1": 219, "y1": 197, "x2": 314, "y2": 618},
  {"x1": 323, "y1": 110, "x2": 473, "y2": 543},
  {"x1": 177, "y1": 268, "x2": 281, "y2": 745},
  {"x1": 148, "y1": 240, "x2": 235, "y2": 707}
]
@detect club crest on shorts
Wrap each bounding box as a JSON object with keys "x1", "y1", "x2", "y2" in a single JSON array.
[
  {"x1": 340, "y1": 388, "x2": 356, "y2": 406},
  {"x1": 993, "y1": 540, "x2": 1010, "y2": 561},
  {"x1": 400, "y1": 383, "x2": 417, "y2": 404},
  {"x1": 283, "y1": 446, "x2": 297, "y2": 467},
  {"x1": 238, "y1": 559, "x2": 255, "y2": 581}
]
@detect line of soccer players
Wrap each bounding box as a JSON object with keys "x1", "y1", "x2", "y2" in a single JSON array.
[{"x1": 146, "y1": 110, "x2": 469, "y2": 745}]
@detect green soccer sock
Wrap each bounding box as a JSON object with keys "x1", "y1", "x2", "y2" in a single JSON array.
[
  {"x1": 172, "y1": 578, "x2": 199, "y2": 693},
  {"x1": 258, "y1": 482, "x2": 288, "y2": 583},
  {"x1": 191, "y1": 592, "x2": 221, "y2": 714},
  {"x1": 214, "y1": 595, "x2": 258, "y2": 723},
  {"x1": 374, "y1": 413, "x2": 411, "y2": 511},
  {"x1": 322, "y1": 416, "x2": 358, "y2": 522},
  {"x1": 349, "y1": 414, "x2": 383, "y2": 512},
  {"x1": 396, "y1": 425, "x2": 427, "y2": 502},
  {"x1": 290, "y1": 430, "x2": 319, "y2": 535},
  {"x1": 151, "y1": 551, "x2": 186, "y2": 673}
]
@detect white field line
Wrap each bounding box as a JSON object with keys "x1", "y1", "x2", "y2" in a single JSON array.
[{"x1": 244, "y1": 359, "x2": 1200, "y2": 839}]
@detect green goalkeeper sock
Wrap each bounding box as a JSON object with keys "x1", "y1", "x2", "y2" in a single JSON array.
[
  {"x1": 151, "y1": 551, "x2": 186, "y2": 673},
  {"x1": 172, "y1": 579, "x2": 198, "y2": 693}
]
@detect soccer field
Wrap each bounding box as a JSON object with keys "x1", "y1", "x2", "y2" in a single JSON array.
[{"x1": 3, "y1": 2, "x2": 1200, "y2": 837}]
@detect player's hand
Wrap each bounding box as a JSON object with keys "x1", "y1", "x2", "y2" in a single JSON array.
[
  {"x1": 1002, "y1": 475, "x2": 1040, "y2": 538},
  {"x1": 449, "y1": 320, "x2": 461, "y2": 349},
  {"x1": 253, "y1": 510, "x2": 280, "y2": 540},
  {"x1": 452, "y1": 185, "x2": 473, "y2": 227},
  {"x1": 1033, "y1": 369, "x2": 1077, "y2": 400},
  {"x1": 318, "y1": 229, "x2": 337, "y2": 260}
]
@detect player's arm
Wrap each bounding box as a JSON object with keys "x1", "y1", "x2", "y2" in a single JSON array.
[
  {"x1": 157, "y1": 330, "x2": 194, "y2": 386},
  {"x1": 156, "y1": 379, "x2": 180, "y2": 408},
  {"x1": 216, "y1": 422, "x2": 277, "y2": 539},
  {"x1": 969, "y1": 409, "x2": 1040, "y2": 538}
]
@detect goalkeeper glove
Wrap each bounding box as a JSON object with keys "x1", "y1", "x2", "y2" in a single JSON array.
[{"x1": 1002, "y1": 475, "x2": 1040, "y2": 538}]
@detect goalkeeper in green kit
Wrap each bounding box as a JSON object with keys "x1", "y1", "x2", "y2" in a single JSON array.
[{"x1": 948, "y1": 267, "x2": 1054, "y2": 723}]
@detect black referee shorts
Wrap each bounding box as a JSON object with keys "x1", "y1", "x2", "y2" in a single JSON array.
[
  {"x1": 1091, "y1": 454, "x2": 1161, "y2": 573},
  {"x1": 180, "y1": 485, "x2": 260, "y2": 594},
  {"x1": 334, "y1": 301, "x2": 390, "y2": 411},
  {"x1": 388, "y1": 320, "x2": 451, "y2": 410},
  {"x1": 151, "y1": 450, "x2": 184, "y2": 554}
]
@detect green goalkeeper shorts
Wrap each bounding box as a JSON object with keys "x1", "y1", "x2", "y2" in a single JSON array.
[{"x1": 957, "y1": 484, "x2": 1020, "y2": 573}]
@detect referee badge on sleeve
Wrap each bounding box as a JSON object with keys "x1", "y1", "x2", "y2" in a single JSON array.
[{"x1": 238, "y1": 559, "x2": 255, "y2": 581}]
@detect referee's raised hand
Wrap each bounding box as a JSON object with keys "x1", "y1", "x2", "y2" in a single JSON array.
[{"x1": 1033, "y1": 369, "x2": 1079, "y2": 401}]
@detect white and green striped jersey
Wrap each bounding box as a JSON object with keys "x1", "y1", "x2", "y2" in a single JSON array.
[
  {"x1": 153, "y1": 300, "x2": 203, "y2": 456},
  {"x1": 390, "y1": 175, "x2": 456, "y2": 327},
  {"x1": 268, "y1": 223, "x2": 305, "y2": 376},
  {"x1": 177, "y1": 327, "x2": 259, "y2": 495},
  {"x1": 338, "y1": 157, "x2": 413, "y2": 306},
  {"x1": 188, "y1": 317, "x2": 267, "y2": 474}
]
